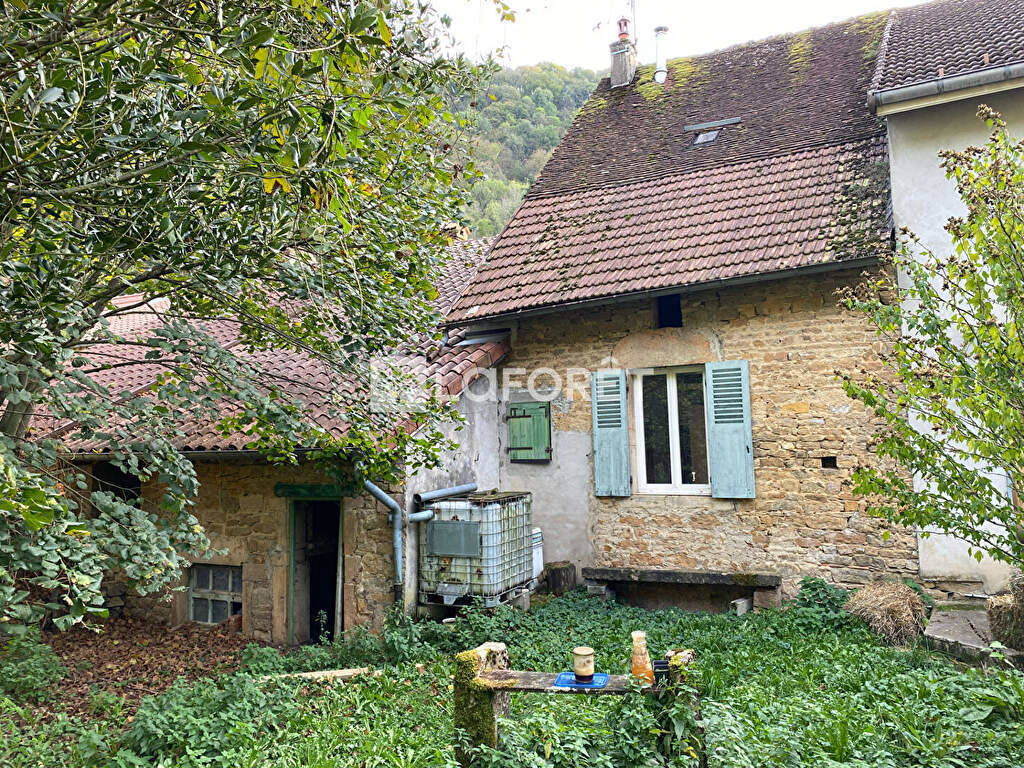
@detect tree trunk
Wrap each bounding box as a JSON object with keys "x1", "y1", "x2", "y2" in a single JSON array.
[{"x1": 542, "y1": 561, "x2": 577, "y2": 596}]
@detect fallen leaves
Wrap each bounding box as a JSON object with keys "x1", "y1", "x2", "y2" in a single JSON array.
[{"x1": 40, "y1": 617, "x2": 260, "y2": 721}]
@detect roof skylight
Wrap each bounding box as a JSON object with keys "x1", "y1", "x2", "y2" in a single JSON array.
[{"x1": 685, "y1": 117, "x2": 740, "y2": 147}]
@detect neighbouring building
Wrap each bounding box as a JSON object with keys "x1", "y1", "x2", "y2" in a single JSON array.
[
  {"x1": 443, "y1": 0, "x2": 1024, "y2": 606},
  {"x1": 868, "y1": 0, "x2": 1024, "y2": 594},
  {"x1": 52, "y1": 239, "x2": 508, "y2": 644}
]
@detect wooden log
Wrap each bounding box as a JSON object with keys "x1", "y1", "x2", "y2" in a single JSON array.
[
  {"x1": 542, "y1": 561, "x2": 577, "y2": 595},
  {"x1": 256, "y1": 666, "x2": 378, "y2": 683}
]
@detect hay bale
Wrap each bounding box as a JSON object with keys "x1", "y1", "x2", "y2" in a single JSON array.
[
  {"x1": 845, "y1": 581, "x2": 926, "y2": 645},
  {"x1": 987, "y1": 594, "x2": 1024, "y2": 650},
  {"x1": 1009, "y1": 568, "x2": 1024, "y2": 604}
]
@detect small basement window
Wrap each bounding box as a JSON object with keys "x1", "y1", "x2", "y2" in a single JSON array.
[
  {"x1": 656, "y1": 294, "x2": 683, "y2": 328},
  {"x1": 821, "y1": 456, "x2": 838, "y2": 469},
  {"x1": 190, "y1": 564, "x2": 242, "y2": 624}
]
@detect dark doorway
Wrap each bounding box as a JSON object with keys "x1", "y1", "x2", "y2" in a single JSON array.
[{"x1": 294, "y1": 499, "x2": 342, "y2": 643}]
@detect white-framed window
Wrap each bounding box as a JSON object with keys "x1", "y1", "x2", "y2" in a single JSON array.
[
  {"x1": 633, "y1": 366, "x2": 712, "y2": 495},
  {"x1": 190, "y1": 564, "x2": 242, "y2": 624}
]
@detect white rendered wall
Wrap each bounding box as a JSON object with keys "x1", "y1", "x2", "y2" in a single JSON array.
[{"x1": 886, "y1": 90, "x2": 1024, "y2": 593}]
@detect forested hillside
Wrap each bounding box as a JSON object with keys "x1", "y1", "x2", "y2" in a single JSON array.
[{"x1": 464, "y1": 63, "x2": 599, "y2": 235}]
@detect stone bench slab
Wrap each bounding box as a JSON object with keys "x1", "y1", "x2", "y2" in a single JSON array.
[{"x1": 582, "y1": 567, "x2": 781, "y2": 589}]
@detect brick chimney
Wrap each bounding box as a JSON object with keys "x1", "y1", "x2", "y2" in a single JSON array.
[{"x1": 610, "y1": 17, "x2": 637, "y2": 88}]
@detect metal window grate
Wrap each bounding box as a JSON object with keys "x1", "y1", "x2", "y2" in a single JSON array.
[{"x1": 190, "y1": 564, "x2": 242, "y2": 624}]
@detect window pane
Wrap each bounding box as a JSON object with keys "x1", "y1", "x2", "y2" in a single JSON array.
[
  {"x1": 231, "y1": 566, "x2": 243, "y2": 593},
  {"x1": 212, "y1": 566, "x2": 230, "y2": 591},
  {"x1": 192, "y1": 597, "x2": 209, "y2": 622},
  {"x1": 642, "y1": 375, "x2": 672, "y2": 484},
  {"x1": 192, "y1": 565, "x2": 210, "y2": 590},
  {"x1": 676, "y1": 372, "x2": 709, "y2": 484},
  {"x1": 231, "y1": 601, "x2": 243, "y2": 617},
  {"x1": 211, "y1": 599, "x2": 229, "y2": 623}
]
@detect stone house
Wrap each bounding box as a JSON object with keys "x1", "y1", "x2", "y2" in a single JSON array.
[
  {"x1": 443, "y1": 0, "x2": 1024, "y2": 605},
  {"x1": 56, "y1": 239, "x2": 507, "y2": 644}
]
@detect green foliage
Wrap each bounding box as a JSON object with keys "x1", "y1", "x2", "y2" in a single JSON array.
[
  {"x1": 239, "y1": 604, "x2": 447, "y2": 676},
  {"x1": 791, "y1": 576, "x2": 856, "y2": 633},
  {"x1": 0, "y1": 628, "x2": 66, "y2": 703},
  {"x1": 4, "y1": 594, "x2": 1024, "y2": 767},
  {"x1": 120, "y1": 674, "x2": 301, "y2": 766},
  {"x1": 0, "y1": 0, "x2": 487, "y2": 629},
  {"x1": 461, "y1": 64, "x2": 598, "y2": 235},
  {"x1": 843, "y1": 108, "x2": 1024, "y2": 569},
  {"x1": 902, "y1": 577, "x2": 937, "y2": 610}
]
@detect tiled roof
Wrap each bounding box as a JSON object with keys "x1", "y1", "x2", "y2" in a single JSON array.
[
  {"x1": 451, "y1": 138, "x2": 887, "y2": 322},
  {"x1": 47, "y1": 240, "x2": 507, "y2": 454},
  {"x1": 434, "y1": 237, "x2": 493, "y2": 314},
  {"x1": 450, "y1": 15, "x2": 890, "y2": 323},
  {"x1": 871, "y1": 0, "x2": 1024, "y2": 92}
]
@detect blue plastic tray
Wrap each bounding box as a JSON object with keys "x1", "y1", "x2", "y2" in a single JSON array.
[{"x1": 553, "y1": 671, "x2": 609, "y2": 689}]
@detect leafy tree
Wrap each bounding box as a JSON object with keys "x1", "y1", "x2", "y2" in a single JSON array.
[
  {"x1": 843, "y1": 108, "x2": 1024, "y2": 568},
  {"x1": 0, "y1": 0, "x2": 487, "y2": 630},
  {"x1": 461, "y1": 63, "x2": 599, "y2": 235}
]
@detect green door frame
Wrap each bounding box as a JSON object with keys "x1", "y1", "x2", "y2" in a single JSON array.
[{"x1": 278, "y1": 485, "x2": 344, "y2": 646}]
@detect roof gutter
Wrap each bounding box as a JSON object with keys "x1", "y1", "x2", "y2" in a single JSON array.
[
  {"x1": 869, "y1": 63, "x2": 1024, "y2": 115},
  {"x1": 447, "y1": 255, "x2": 880, "y2": 329}
]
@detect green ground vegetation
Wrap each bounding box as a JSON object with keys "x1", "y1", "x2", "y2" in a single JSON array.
[{"x1": 2, "y1": 588, "x2": 1023, "y2": 767}]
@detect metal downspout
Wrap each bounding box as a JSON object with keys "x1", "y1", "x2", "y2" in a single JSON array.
[
  {"x1": 363, "y1": 479, "x2": 478, "y2": 604},
  {"x1": 363, "y1": 479, "x2": 406, "y2": 604},
  {"x1": 413, "y1": 482, "x2": 478, "y2": 508}
]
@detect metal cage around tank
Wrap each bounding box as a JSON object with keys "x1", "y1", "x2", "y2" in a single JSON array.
[{"x1": 418, "y1": 491, "x2": 533, "y2": 607}]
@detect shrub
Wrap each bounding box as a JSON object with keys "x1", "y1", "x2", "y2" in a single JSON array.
[
  {"x1": 790, "y1": 577, "x2": 854, "y2": 632},
  {"x1": 0, "y1": 628, "x2": 66, "y2": 703},
  {"x1": 988, "y1": 594, "x2": 1024, "y2": 650},
  {"x1": 901, "y1": 577, "x2": 936, "y2": 610},
  {"x1": 121, "y1": 674, "x2": 300, "y2": 766},
  {"x1": 845, "y1": 581, "x2": 925, "y2": 645}
]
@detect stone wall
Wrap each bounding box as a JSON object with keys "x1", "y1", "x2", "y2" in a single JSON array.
[
  {"x1": 116, "y1": 459, "x2": 396, "y2": 643},
  {"x1": 498, "y1": 268, "x2": 918, "y2": 595}
]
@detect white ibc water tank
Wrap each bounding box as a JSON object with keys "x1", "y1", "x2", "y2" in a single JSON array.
[
  {"x1": 418, "y1": 492, "x2": 533, "y2": 607},
  {"x1": 532, "y1": 527, "x2": 544, "y2": 581}
]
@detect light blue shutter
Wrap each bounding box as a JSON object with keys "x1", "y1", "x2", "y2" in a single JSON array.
[
  {"x1": 705, "y1": 361, "x2": 755, "y2": 499},
  {"x1": 592, "y1": 370, "x2": 630, "y2": 497}
]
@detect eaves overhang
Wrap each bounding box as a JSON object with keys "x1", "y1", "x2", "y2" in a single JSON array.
[
  {"x1": 869, "y1": 63, "x2": 1024, "y2": 116},
  {"x1": 445, "y1": 255, "x2": 881, "y2": 330}
]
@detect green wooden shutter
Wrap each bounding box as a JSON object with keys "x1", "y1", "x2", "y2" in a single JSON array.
[
  {"x1": 508, "y1": 401, "x2": 552, "y2": 462},
  {"x1": 705, "y1": 360, "x2": 755, "y2": 499},
  {"x1": 592, "y1": 370, "x2": 630, "y2": 497}
]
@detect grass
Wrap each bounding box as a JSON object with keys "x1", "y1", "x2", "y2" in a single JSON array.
[{"x1": 2, "y1": 590, "x2": 1023, "y2": 767}]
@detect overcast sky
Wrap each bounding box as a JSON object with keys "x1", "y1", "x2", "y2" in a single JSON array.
[{"x1": 441, "y1": 0, "x2": 922, "y2": 71}]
